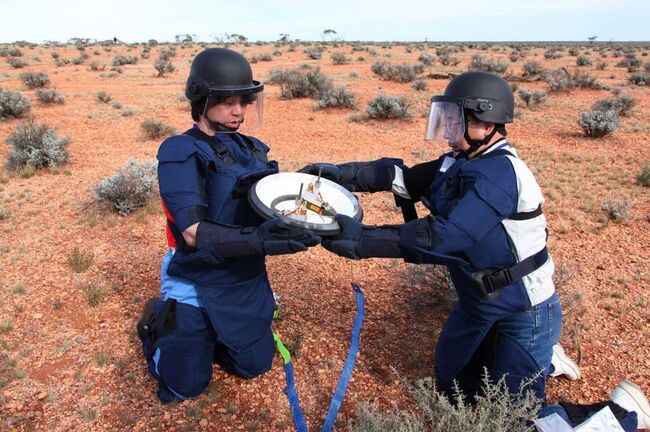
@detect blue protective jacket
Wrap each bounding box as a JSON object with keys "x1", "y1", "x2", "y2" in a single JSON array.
[
  {"x1": 156, "y1": 126, "x2": 279, "y2": 353},
  {"x1": 408, "y1": 141, "x2": 556, "y2": 397}
]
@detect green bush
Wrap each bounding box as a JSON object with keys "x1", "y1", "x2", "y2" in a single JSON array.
[
  {"x1": 577, "y1": 110, "x2": 618, "y2": 138},
  {"x1": 366, "y1": 94, "x2": 411, "y2": 120},
  {"x1": 4, "y1": 121, "x2": 70, "y2": 171},
  {"x1": 141, "y1": 119, "x2": 177, "y2": 140},
  {"x1": 91, "y1": 159, "x2": 157, "y2": 216},
  {"x1": 576, "y1": 55, "x2": 592, "y2": 66},
  {"x1": 0, "y1": 88, "x2": 32, "y2": 119},
  {"x1": 314, "y1": 86, "x2": 357, "y2": 110},
  {"x1": 35, "y1": 88, "x2": 65, "y2": 104},
  {"x1": 348, "y1": 372, "x2": 541, "y2": 432}
]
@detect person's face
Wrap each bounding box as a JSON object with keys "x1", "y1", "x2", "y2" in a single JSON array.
[
  {"x1": 204, "y1": 95, "x2": 249, "y2": 130},
  {"x1": 448, "y1": 116, "x2": 494, "y2": 153}
]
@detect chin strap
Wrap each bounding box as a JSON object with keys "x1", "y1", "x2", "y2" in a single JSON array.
[{"x1": 461, "y1": 114, "x2": 501, "y2": 158}]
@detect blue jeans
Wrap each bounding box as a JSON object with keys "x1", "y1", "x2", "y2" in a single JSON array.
[{"x1": 498, "y1": 291, "x2": 562, "y2": 378}]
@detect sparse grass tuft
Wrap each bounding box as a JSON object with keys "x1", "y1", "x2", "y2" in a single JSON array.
[
  {"x1": 602, "y1": 199, "x2": 630, "y2": 222},
  {"x1": 141, "y1": 119, "x2": 177, "y2": 140},
  {"x1": 67, "y1": 246, "x2": 94, "y2": 273},
  {"x1": 637, "y1": 164, "x2": 650, "y2": 187},
  {"x1": 95, "y1": 91, "x2": 112, "y2": 103},
  {"x1": 84, "y1": 282, "x2": 106, "y2": 307}
]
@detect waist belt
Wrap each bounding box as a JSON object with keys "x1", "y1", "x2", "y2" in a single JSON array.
[{"x1": 472, "y1": 247, "x2": 549, "y2": 301}]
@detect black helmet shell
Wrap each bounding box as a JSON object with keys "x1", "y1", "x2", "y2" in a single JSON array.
[
  {"x1": 185, "y1": 48, "x2": 263, "y2": 102},
  {"x1": 435, "y1": 71, "x2": 514, "y2": 124}
]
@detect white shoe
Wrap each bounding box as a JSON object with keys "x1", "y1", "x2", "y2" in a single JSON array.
[
  {"x1": 549, "y1": 344, "x2": 581, "y2": 381},
  {"x1": 610, "y1": 379, "x2": 650, "y2": 430}
]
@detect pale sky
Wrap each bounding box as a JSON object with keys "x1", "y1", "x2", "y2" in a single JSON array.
[{"x1": 0, "y1": 0, "x2": 648, "y2": 43}]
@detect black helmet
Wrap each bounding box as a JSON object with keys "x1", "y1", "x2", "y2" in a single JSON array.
[
  {"x1": 435, "y1": 71, "x2": 514, "y2": 124},
  {"x1": 185, "y1": 48, "x2": 263, "y2": 102}
]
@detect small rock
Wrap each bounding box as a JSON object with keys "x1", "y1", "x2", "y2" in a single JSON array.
[
  {"x1": 216, "y1": 408, "x2": 227, "y2": 414},
  {"x1": 33, "y1": 313, "x2": 43, "y2": 319},
  {"x1": 199, "y1": 419, "x2": 208, "y2": 428},
  {"x1": 163, "y1": 412, "x2": 171, "y2": 421},
  {"x1": 37, "y1": 391, "x2": 48, "y2": 400}
]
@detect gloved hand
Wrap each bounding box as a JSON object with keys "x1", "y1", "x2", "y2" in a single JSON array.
[
  {"x1": 196, "y1": 217, "x2": 320, "y2": 258},
  {"x1": 256, "y1": 218, "x2": 321, "y2": 255},
  {"x1": 299, "y1": 158, "x2": 402, "y2": 193},
  {"x1": 298, "y1": 163, "x2": 343, "y2": 184},
  {"x1": 322, "y1": 215, "x2": 364, "y2": 259}
]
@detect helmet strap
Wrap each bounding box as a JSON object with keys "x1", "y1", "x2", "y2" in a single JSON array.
[
  {"x1": 461, "y1": 114, "x2": 499, "y2": 158},
  {"x1": 203, "y1": 115, "x2": 239, "y2": 133}
]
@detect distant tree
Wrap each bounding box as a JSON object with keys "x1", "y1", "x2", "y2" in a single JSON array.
[
  {"x1": 278, "y1": 33, "x2": 290, "y2": 45},
  {"x1": 588, "y1": 36, "x2": 598, "y2": 43},
  {"x1": 322, "y1": 29, "x2": 338, "y2": 42}
]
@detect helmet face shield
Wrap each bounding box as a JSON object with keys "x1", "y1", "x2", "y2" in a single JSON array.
[
  {"x1": 202, "y1": 90, "x2": 264, "y2": 133},
  {"x1": 424, "y1": 100, "x2": 465, "y2": 144}
]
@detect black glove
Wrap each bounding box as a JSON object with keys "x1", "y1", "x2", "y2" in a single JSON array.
[
  {"x1": 298, "y1": 163, "x2": 343, "y2": 184},
  {"x1": 299, "y1": 158, "x2": 403, "y2": 192},
  {"x1": 196, "y1": 218, "x2": 320, "y2": 258},
  {"x1": 323, "y1": 214, "x2": 433, "y2": 262},
  {"x1": 322, "y1": 215, "x2": 364, "y2": 259},
  {"x1": 255, "y1": 218, "x2": 321, "y2": 255}
]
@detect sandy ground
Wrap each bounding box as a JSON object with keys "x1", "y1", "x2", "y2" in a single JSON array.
[{"x1": 0, "y1": 41, "x2": 649, "y2": 431}]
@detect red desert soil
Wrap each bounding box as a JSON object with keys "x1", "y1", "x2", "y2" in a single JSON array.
[{"x1": 0, "y1": 42, "x2": 648, "y2": 431}]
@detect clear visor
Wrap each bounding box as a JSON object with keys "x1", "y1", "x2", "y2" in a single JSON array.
[
  {"x1": 423, "y1": 101, "x2": 465, "y2": 143},
  {"x1": 202, "y1": 91, "x2": 264, "y2": 133}
]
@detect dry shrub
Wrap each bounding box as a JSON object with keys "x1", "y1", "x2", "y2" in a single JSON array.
[
  {"x1": 267, "y1": 67, "x2": 333, "y2": 99},
  {"x1": 468, "y1": 55, "x2": 508, "y2": 75},
  {"x1": 314, "y1": 86, "x2": 357, "y2": 110},
  {"x1": 0, "y1": 88, "x2": 31, "y2": 120},
  {"x1": 602, "y1": 199, "x2": 630, "y2": 222},
  {"x1": 371, "y1": 62, "x2": 423, "y2": 83},
  {"x1": 366, "y1": 94, "x2": 411, "y2": 120},
  {"x1": 518, "y1": 89, "x2": 546, "y2": 108},
  {"x1": 35, "y1": 88, "x2": 65, "y2": 104},
  {"x1": 5, "y1": 121, "x2": 69, "y2": 171},
  {"x1": 141, "y1": 119, "x2": 177, "y2": 140},
  {"x1": 577, "y1": 110, "x2": 618, "y2": 138},
  {"x1": 19, "y1": 72, "x2": 50, "y2": 89},
  {"x1": 638, "y1": 164, "x2": 650, "y2": 187},
  {"x1": 592, "y1": 95, "x2": 636, "y2": 116},
  {"x1": 91, "y1": 158, "x2": 157, "y2": 216},
  {"x1": 348, "y1": 372, "x2": 541, "y2": 432}
]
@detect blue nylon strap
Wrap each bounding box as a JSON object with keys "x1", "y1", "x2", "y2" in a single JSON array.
[
  {"x1": 321, "y1": 282, "x2": 365, "y2": 432},
  {"x1": 284, "y1": 362, "x2": 308, "y2": 432},
  {"x1": 274, "y1": 283, "x2": 365, "y2": 432}
]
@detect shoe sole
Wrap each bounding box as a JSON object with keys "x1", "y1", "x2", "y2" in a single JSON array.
[{"x1": 615, "y1": 380, "x2": 650, "y2": 429}]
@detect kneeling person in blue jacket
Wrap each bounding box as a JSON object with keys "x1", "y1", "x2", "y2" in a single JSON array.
[
  {"x1": 138, "y1": 48, "x2": 320, "y2": 403},
  {"x1": 301, "y1": 71, "x2": 645, "y2": 430}
]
